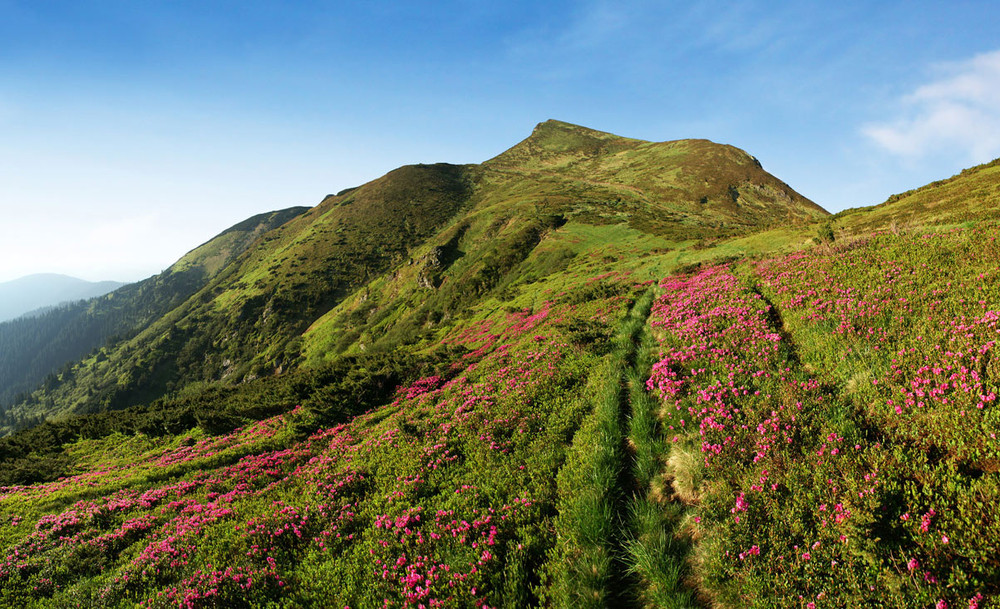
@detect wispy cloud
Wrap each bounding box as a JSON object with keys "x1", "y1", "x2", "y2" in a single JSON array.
[{"x1": 863, "y1": 50, "x2": 1000, "y2": 162}]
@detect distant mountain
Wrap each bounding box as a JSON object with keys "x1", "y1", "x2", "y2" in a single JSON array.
[
  {"x1": 0, "y1": 207, "x2": 308, "y2": 417},
  {"x1": 0, "y1": 274, "x2": 125, "y2": 322}
]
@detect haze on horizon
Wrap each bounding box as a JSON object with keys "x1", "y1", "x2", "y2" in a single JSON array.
[{"x1": 2, "y1": 0, "x2": 1000, "y2": 284}]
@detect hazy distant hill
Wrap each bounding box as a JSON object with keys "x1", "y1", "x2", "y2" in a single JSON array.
[{"x1": 0, "y1": 274, "x2": 124, "y2": 322}]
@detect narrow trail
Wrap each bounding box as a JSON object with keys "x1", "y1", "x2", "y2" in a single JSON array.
[
  {"x1": 618, "y1": 288, "x2": 700, "y2": 609},
  {"x1": 548, "y1": 286, "x2": 700, "y2": 608},
  {"x1": 605, "y1": 288, "x2": 656, "y2": 609},
  {"x1": 545, "y1": 288, "x2": 652, "y2": 608}
]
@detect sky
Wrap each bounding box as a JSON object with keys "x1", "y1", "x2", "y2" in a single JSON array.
[{"x1": 2, "y1": 0, "x2": 1000, "y2": 283}]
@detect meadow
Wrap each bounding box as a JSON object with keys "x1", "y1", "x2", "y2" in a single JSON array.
[
  {"x1": 2, "y1": 219, "x2": 999, "y2": 607},
  {"x1": 0, "y1": 264, "x2": 648, "y2": 607}
]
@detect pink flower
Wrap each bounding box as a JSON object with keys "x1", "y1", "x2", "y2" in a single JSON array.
[
  {"x1": 920, "y1": 509, "x2": 935, "y2": 532},
  {"x1": 731, "y1": 492, "x2": 748, "y2": 513}
]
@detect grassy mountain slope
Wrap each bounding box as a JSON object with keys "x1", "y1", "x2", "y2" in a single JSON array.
[
  {"x1": 0, "y1": 207, "x2": 308, "y2": 429},
  {"x1": 6, "y1": 122, "x2": 825, "y2": 427},
  {"x1": 169, "y1": 207, "x2": 311, "y2": 278},
  {"x1": 831, "y1": 157, "x2": 1000, "y2": 234},
  {"x1": 301, "y1": 120, "x2": 826, "y2": 364},
  {"x1": 4, "y1": 165, "x2": 475, "y2": 422},
  {"x1": 485, "y1": 120, "x2": 826, "y2": 239}
]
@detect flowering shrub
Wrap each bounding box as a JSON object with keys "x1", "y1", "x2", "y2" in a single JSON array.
[{"x1": 5, "y1": 224, "x2": 998, "y2": 607}]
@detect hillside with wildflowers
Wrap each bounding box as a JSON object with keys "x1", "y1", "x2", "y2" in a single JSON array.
[
  {"x1": 647, "y1": 230, "x2": 1000, "y2": 606},
  {"x1": 1, "y1": 122, "x2": 999, "y2": 607}
]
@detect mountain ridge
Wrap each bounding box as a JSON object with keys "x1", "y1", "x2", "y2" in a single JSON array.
[
  {"x1": 831, "y1": 156, "x2": 1000, "y2": 234},
  {"x1": 1, "y1": 120, "x2": 826, "y2": 428}
]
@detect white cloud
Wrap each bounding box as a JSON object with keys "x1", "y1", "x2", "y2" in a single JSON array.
[{"x1": 864, "y1": 50, "x2": 1000, "y2": 162}]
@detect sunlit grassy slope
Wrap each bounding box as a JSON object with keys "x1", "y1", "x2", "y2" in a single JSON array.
[
  {"x1": 486, "y1": 120, "x2": 826, "y2": 239},
  {"x1": 169, "y1": 207, "x2": 311, "y2": 278},
  {"x1": 832, "y1": 157, "x2": 1000, "y2": 233}
]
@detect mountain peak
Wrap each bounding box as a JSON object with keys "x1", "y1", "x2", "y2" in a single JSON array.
[
  {"x1": 487, "y1": 119, "x2": 642, "y2": 166},
  {"x1": 530, "y1": 118, "x2": 631, "y2": 140},
  {"x1": 523, "y1": 119, "x2": 642, "y2": 152}
]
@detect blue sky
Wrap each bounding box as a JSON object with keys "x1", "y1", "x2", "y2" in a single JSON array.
[{"x1": 2, "y1": 0, "x2": 1000, "y2": 282}]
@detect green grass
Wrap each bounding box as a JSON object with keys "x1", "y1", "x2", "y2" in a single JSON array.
[
  {"x1": 543, "y1": 287, "x2": 698, "y2": 608},
  {"x1": 625, "y1": 500, "x2": 693, "y2": 609},
  {"x1": 543, "y1": 293, "x2": 641, "y2": 607},
  {"x1": 622, "y1": 290, "x2": 698, "y2": 608}
]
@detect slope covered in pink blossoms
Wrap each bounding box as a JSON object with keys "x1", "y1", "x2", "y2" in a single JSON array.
[
  {"x1": 647, "y1": 225, "x2": 1000, "y2": 607},
  {"x1": 0, "y1": 271, "x2": 643, "y2": 607}
]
